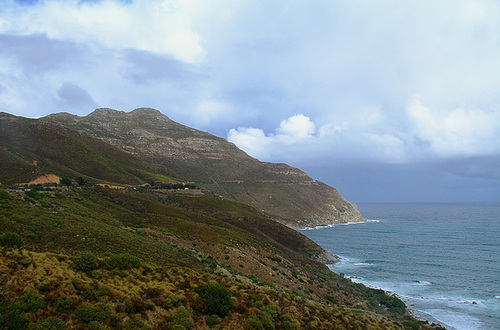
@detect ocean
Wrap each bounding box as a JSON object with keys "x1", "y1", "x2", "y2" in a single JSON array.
[{"x1": 300, "y1": 203, "x2": 500, "y2": 330}]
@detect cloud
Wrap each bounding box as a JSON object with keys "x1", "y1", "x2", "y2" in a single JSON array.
[
  {"x1": 228, "y1": 113, "x2": 408, "y2": 165},
  {"x1": 277, "y1": 114, "x2": 315, "y2": 139},
  {"x1": 121, "y1": 49, "x2": 202, "y2": 85},
  {"x1": 1, "y1": 0, "x2": 205, "y2": 64},
  {"x1": 57, "y1": 81, "x2": 97, "y2": 111},
  {"x1": 407, "y1": 96, "x2": 500, "y2": 157},
  {"x1": 1, "y1": 0, "x2": 500, "y2": 201}
]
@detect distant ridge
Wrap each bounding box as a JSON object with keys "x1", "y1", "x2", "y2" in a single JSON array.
[{"x1": 47, "y1": 108, "x2": 364, "y2": 228}]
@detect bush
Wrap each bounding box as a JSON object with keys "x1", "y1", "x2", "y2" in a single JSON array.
[
  {"x1": 197, "y1": 282, "x2": 232, "y2": 317},
  {"x1": 0, "y1": 191, "x2": 13, "y2": 200},
  {"x1": 122, "y1": 316, "x2": 150, "y2": 330},
  {"x1": 76, "y1": 304, "x2": 96, "y2": 323},
  {"x1": 55, "y1": 296, "x2": 73, "y2": 314},
  {"x1": 0, "y1": 232, "x2": 23, "y2": 248},
  {"x1": 27, "y1": 316, "x2": 65, "y2": 330},
  {"x1": 76, "y1": 303, "x2": 111, "y2": 323},
  {"x1": 73, "y1": 252, "x2": 98, "y2": 272},
  {"x1": 103, "y1": 253, "x2": 141, "y2": 270},
  {"x1": 163, "y1": 294, "x2": 182, "y2": 309},
  {"x1": 20, "y1": 289, "x2": 46, "y2": 313},
  {"x1": 205, "y1": 314, "x2": 221, "y2": 327},
  {"x1": 0, "y1": 300, "x2": 28, "y2": 330},
  {"x1": 168, "y1": 306, "x2": 194, "y2": 329},
  {"x1": 87, "y1": 321, "x2": 105, "y2": 330}
]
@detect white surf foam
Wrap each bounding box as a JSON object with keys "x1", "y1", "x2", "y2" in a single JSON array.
[{"x1": 421, "y1": 309, "x2": 482, "y2": 330}]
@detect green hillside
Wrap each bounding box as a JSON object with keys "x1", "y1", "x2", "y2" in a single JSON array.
[
  {"x1": 0, "y1": 188, "x2": 442, "y2": 329},
  {"x1": 0, "y1": 111, "x2": 444, "y2": 329},
  {"x1": 0, "y1": 112, "x2": 177, "y2": 186}
]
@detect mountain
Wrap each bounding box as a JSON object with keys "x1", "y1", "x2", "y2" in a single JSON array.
[
  {"x1": 47, "y1": 108, "x2": 363, "y2": 228},
  {"x1": 0, "y1": 111, "x2": 443, "y2": 329}
]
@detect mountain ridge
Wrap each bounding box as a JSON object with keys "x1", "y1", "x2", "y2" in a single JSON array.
[{"x1": 46, "y1": 107, "x2": 364, "y2": 228}]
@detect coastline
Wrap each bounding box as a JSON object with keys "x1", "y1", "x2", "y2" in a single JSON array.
[{"x1": 300, "y1": 203, "x2": 500, "y2": 330}]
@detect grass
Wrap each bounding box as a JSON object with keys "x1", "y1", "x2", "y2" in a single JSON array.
[{"x1": 0, "y1": 185, "x2": 445, "y2": 329}]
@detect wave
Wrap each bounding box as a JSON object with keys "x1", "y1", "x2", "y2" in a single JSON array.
[
  {"x1": 299, "y1": 219, "x2": 381, "y2": 230},
  {"x1": 420, "y1": 309, "x2": 483, "y2": 330}
]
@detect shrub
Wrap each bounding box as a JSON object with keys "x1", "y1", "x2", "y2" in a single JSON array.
[
  {"x1": 103, "y1": 253, "x2": 141, "y2": 270},
  {"x1": 76, "y1": 303, "x2": 111, "y2": 324},
  {"x1": 27, "y1": 316, "x2": 65, "y2": 330},
  {"x1": 197, "y1": 282, "x2": 232, "y2": 317},
  {"x1": 244, "y1": 315, "x2": 264, "y2": 330},
  {"x1": 168, "y1": 306, "x2": 194, "y2": 329},
  {"x1": 122, "y1": 316, "x2": 150, "y2": 330},
  {"x1": 74, "y1": 252, "x2": 98, "y2": 273},
  {"x1": 76, "y1": 303, "x2": 96, "y2": 323},
  {"x1": 205, "y1": 314, "x2": 222, "y2": 327},
  {"x1": 0, "y1": 191, "x2": 13, "y2": 200},
  {"x1": 0, "y1": 300, "x2": 28, "y2": 330},
  {"x1": 20, "y1": 289, "x2": 46, "y2": 313},
  {"x1": 55, "y1": 296, "x2": 73, "y2": 314},
  {"x1": 87, "y1": 321, "x2": 105, "y2": 330},
  {"x1": 163, "y1": 294, "x2": 182, "y2": 309},
  {"x1": 0, "y1": 232, "x2": 23, "y2": 248},
  {"x1": 93, "y1": 303, "x2": 111, "y2": 322}
]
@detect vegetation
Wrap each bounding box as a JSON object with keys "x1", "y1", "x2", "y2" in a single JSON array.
[
  {"x1": 0, "y1": 111, "x2": 446, "y2": 329},
  {"x1": 0, "y1": 231, "x2": 23, "y2": 248}
]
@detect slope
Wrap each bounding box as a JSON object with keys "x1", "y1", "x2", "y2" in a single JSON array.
[
  {"x1": 47, "y1": 108, "x2": 364, "y2": 227},
  {"x1": 0, "y1": 112, "x2": 177, "y2": 186},
  {"x1": 0, "y1": 187, "x2": 442, "y2": 329}
]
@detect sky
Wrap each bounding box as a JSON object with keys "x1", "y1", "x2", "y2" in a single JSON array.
[{"x1": 1, "y1": 0, "x2": 499, "y2": 203}]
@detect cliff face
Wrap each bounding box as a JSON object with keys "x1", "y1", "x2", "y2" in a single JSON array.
[{"x1": 47, "y1": 108, "x2": 364, "y2": 227}]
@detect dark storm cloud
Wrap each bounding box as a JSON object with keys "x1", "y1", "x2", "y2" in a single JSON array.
[
  {"x1": 57, "y1": 82, "x2": 97, "y2": 110},
  {"x1": 0, "y1": 33, "x2": 86, "y2": 73},
  {"x1": 122, "y1": 49, "x2": 203, "y2": 85}
]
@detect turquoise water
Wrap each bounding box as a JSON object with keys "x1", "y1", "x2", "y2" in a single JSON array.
[{"x1": 300, "y1": 203, "x2": 500, "y2": 330}]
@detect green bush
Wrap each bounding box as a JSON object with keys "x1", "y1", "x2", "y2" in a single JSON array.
[
  {"x1": 197, "y1": 282, "x2": 232, "y2": 317},
  {"x1": 55, "y1": 296, "x2": 73, "y2": 314},
  {"x1": 168, "y1": 306, "x2": 194, "y2": 329},
  {"x1": 93, "y1": 303, "x2": 111, "y2": 322},
  {"x1": 0, "y1": 232, "x2": 23, "y2": 248},
  {"x1": 244, "y1": 315, "x2": 264, "y2": 330},
  {"x1": 0, "y1": 191, "x2": 13, "y2": 200},
  {"x1": 163, "y1": 294, "x2": 182, "y2": 309},
  {"x1": 0, "y1": 300, "x2": 28, "y2": 330},
  {"x1": 27, "y1": 316, "x2": 65, "y2": 330},
  {"x1": 20, "y1": 289, "x2": 46, "y2": 313},
  {"x1": 73, "y1": 252, "x2": 98, "y2": 272},
  {"x1": 122, "y1": 316, "x2": 150, "y2": 330},
  {"x1": 76, "y1": 303, "x2": 95, "y2": 323},
  {"x1": 103, "y1": 253, "x2": 141, "y2": 270},
  {"x1": 76, "y1": 303, "x2": 110, "y2": 324},
  {"x1": 87, "y1": 321, "x2": 105, "y2": 330},
  {"x1": 205, "y1": 314, "x2": 221, "y2": 327}
]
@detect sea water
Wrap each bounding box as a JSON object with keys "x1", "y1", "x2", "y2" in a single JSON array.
[{"x1": 300, "y1": 203, "x2": 500, "y2": 330}]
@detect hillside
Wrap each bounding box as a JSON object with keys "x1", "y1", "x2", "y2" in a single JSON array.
[
  {"x1": 0, "y1": 186, "x2": 442, "y2": 329},
  {"x1": 46, "y1": 108, "x2": 363, "y2": 228},
  {"x1": 0, "y1": 110, "x2": 444, "y2": 329},
  {"x1": 0, "y1": 112, "x2": 177, "y2": 186}
]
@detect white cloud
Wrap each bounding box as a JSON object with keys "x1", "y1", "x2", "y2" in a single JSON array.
[
  {"x1": 228, "y1": 113, "x2": 410, "y2": 165},
  {"x1": 276, "y1": 114, "x2": 315, "y2": 139},
  {"x1": 407, "y1": 96, "x2": 500, "y2": 157},
  {"x1": 0, "y1": 0, "x2": 205, "y2": 64}
]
